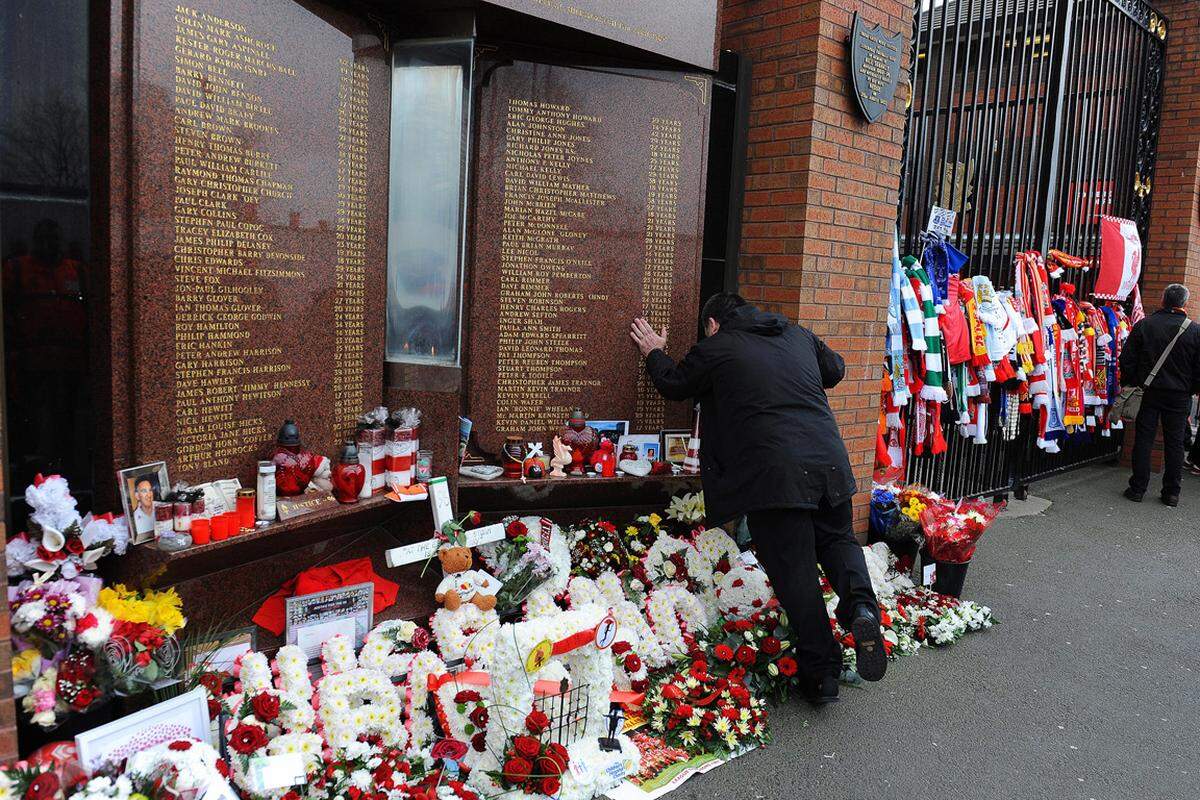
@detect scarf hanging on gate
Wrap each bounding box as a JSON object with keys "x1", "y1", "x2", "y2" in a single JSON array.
[{"x1": 903, "y1": 257, "x2": 948, "y2": 402}]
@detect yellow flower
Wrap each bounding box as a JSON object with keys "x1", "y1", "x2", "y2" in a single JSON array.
[
  {"x1": 648, "y1": 513, "x2": 662, "y2": 528},
  {"x1": 12, "y1": 649, "x2": 41, "y2": 682}
]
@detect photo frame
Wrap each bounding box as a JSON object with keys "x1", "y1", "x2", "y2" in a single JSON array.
[
  {"x1": 185, "y1": 626, "x2": 257, "y2": 674},
  {"x1": 660, "y1": 430, "x2": 691, "y2": 466},
  {"x1": 117, "y1": 461, "x2": 170, "y2": 545},
  {"x1": 285, "y1": 582, "x2": 374, "y2": 662},
  {"x1": 75, "y1": 687, "x2": 210, "y2": 775},
  {"x1": 617, "y1": 434, "x2": 660, "y2": 462},
  {"x1": 590, "y1": 420, "x2": 629, "y2": 445}
]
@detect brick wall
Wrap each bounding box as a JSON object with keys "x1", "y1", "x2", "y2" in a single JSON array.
[
  {"x1": 720, "y1": 0, "x2": 915, "y2": 529},
  {"x1": 1144, "y1": 1, "x2": 1200, "y2": 303}
]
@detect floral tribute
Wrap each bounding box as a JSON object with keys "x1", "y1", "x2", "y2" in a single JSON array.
[
  {"x1": 645, "y1": 657, "x2": 769, "y2": 756},
  {"x1": 707, "y1": 604, "x2": 801, "y2": 703},
  {"x1": 487, "y1": 710, "x2": 570, "y2": 797},
  {"x1": 0, "y1": 758, "x2": 62, "y2": 800},
  {"x1": 5, "y1": 475, "x2": 128, "y2": 582},
  {"x1": 316, "y1": 635, "x2": 406, "y2": 752},
  {"x1": 566, "y1": 520, "x2": 628, "y2": 578}
]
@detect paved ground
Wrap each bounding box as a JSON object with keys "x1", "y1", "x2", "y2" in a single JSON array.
[{"x1": 685, "y1": 464, "x2": 1200, "y2": 800}]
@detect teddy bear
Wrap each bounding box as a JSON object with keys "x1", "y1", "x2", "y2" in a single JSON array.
[{"x1": 434, "y1": 544, "x2": 500, "y2": 612}]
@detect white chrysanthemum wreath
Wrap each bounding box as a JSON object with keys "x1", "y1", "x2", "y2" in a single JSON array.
[
  {"x1": 315, "y1": 634, "x2": 406, "y2": 752},
  {"x1": 714, "y1": 562, "x2": 774, "y2": 621},
  {"x1": 430, "y1": 602, "x2": 499, "y2": 667},
  {"x1": 645, "y1": 584, "x2": 711, "y2": 658}
]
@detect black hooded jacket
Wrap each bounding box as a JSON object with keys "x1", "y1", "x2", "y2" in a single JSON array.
[{"x1": 644, "y1": 304, "x2": 855, "y2": 526}]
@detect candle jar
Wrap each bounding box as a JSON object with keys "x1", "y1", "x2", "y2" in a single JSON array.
[
  {"x1": 236, "y1": 488, "x2": 256, "y2": 531},
  {"x1": 332, "y1": 441, "x2": 366, "y2": 504},
  {"x1": 502, "y1": 436, "x2": 525, "y2": 479},
  {"x1": 211, "y1": 514, "x2": 230, "y2": 542},
  {"x1": 415, "y1": 449, "x2": 434, "y2": 484},
  {"x1": 222, "y1": 512, "x2": 241, "y2": 537},
  {"x1": 153, "y1": 502, "x2": 174, "y2": 539},
  {"x1": 172, "y1": 501, "x2": 192, "y2": 532},
  {"x1": 191, "y1": 518, "x2": 211, "y2": 545}
]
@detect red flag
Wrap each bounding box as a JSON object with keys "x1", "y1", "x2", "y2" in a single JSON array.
[{"x1": 1093, "y1": 215, "x2": 1141, "y2": 300}]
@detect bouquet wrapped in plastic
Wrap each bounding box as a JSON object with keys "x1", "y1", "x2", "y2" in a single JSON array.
[{"x1": 921, "y1": 499, "x2": 1002, "y2": 564}]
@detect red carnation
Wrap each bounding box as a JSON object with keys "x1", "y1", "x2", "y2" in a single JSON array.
[
  {"x1": 525, "y1": 709, "x2": 550, "y2": 734},
  {"x1": 468, "y1": 706, "x2": 489, "y2": 728},
  {"x1": 411, "y1": 627, "x2": 431, "y2": 650},
  {"x1": 777, "y1": 657, "x2": 798, "y2": 677},
  {"x1": 229, "y1": 723, "x2": 269, "y2": 754},
  {"x1": 630, "y1": 679, "x2": 648, "y2": 693},
  {"x1": 513, "y1": 735, "x2": 541, "y2": 759},
  {"x1": 611, "y1": 641, "x2": 632, "y2": 656},
  {"x1": 713, "y1": 644, "x2": 734, "y2": 662},
  {"x1": 721, "y1": 707, "x2": 739, "y2": 721},
  {"x1": 735, "y1": 645, "x2": 756, "y2": 665},
  {"x1": 662, "y1": 684, "x2": 684, "y2": 701},
  {"x1": 454, "y1": 689, "x2": 482, "y2": 704},
  {"x1": 208, "y1": 698, "x2": 222, "y2": 719},
  {"x1": 761, "y1": 637, "x2": 782, "y2": 656},
  {"x1": 251, "y1": 692, "x2": 281, "y2": 722},
  {"x1": 623, "y1": 654, "x2": 642, "y2": 673},
  {"x1": 471, "y1": 732, "x2": 487, "y2": 752},
  {"x1": 25, "y1": 772, "x2": 58, "y2": 800},
  {"x1": 168, "y1": 740, "x2": 193, "y2": 751},
  {"x1": 198, "y1": 672, "x2": 222, "y2": 693},
  {"x1": 502, "y1": 757, "x2": 532, "y2": 784},
  {"x1": 736, "y1": 620, "x2": 753, "y2": 632},
  {"x1": 674, "y1": 704, "x2": 694, "y2": 718},
  {"x1": 69, "y1": 688, "x2": 98, "y2": 711},
  {"x1": 540, "y1": 777, "x2": 561, "y2": 796}
]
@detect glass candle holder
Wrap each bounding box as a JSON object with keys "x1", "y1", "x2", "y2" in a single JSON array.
[
  {"x1": 191, "y1": 518, "x2": 211, "y2": 545},
  {"x1": 415, "y1": 449, "x2": 434, "y2": 483},
  {"x1": 236, "y1": 489, "x2": 256, "y2": 530},
  {"x1": 211, "y1": 515, "x2": 230, "y2": 541}
]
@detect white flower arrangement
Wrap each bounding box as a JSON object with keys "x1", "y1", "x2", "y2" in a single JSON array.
[
  {"x1": 642, "y1": 533, "x2": 713, "y2": 594},
  {"x1": 316, "y1": 635, "x2": 407, "y2": 753},
  {"x1": 228, "y1": 649, "x2": 316, "y2": 733},
  {"x1": 430, "y1": 603, "x2": 499, "y2": 667},
  {"x1": 665, "y1": 492, "x2": 705, "y2": 525},
  {"x1": 68, "y1": 775, "x2": 133, "y2": 800},
  {"x1": 403, "y1": 649, "x2": 447, "y2": 756},
  {"x1": 692, "y1": 528, "x2": 740, "y2": 574},
  {"x1": 714, "y1": 563, "x2": 773, "y2": 621},
  {"x1": 125, "y1": 739, "x2": 226, "y2": 794},
  {"x1": 644, "y1": 585, "x2": 710, "y2": 659},
  {"x1": 522, "y1": 588, "x2": 559, "y2": 620}
]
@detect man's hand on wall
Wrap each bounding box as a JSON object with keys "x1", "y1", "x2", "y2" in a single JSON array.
[{"x1": 630, "y1": 317, "x2": 667, "y2": 357}]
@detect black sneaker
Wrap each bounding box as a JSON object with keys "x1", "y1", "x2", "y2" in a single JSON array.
[
  {"x1": 801, "y1": 674, "x2": 839, "y2": 706},
  {"x1": 851, "y1": 607, "x2": 888, "y2": 682},
  {"x1": 1162, "y1": 494, "x2": 1180, "y2": 507},
  {"x1": 1123, "y1": 487, "x2": 1145, "y2": 503}
]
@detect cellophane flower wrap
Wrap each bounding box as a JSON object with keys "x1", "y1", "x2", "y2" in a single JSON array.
[
  {"x1": 645, "y1": 656, "x2": 768, "y2": 756},
  {"x1": 921, "y1": 498, "x2": 1002, "y2": 564}
]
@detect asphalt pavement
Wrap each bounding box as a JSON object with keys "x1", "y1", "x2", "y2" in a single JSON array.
[{"x1": 683, "y1": 464, "x2": 1200, "y2": 800}]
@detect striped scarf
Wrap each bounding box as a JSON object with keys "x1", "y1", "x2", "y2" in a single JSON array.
[{"x1": 903, "y1": 257, "x2": 948, "y2": 403}]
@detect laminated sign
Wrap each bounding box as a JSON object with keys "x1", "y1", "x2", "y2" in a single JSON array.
[{"x1": 1093, "y1": 215, "x2": 1142, "y2": 301}]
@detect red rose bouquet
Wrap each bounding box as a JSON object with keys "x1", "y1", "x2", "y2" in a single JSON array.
[
  {"x1": 486, "y1": 710, "x2": 570, "y2": 796},
  {"x1": 707, "y1": 604, "x2": 801, "y2": 702},
  {"x1": 921, "y1": 498, "x2": 1002, "y2": 564},
  {"x1": 645, "y1": 657, "x2": 769, "y2": 756}
]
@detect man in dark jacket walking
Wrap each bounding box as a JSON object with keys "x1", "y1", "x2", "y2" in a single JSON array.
[
  {"x1": 630, "y1": 293, "x2": 885, "y2": 703},
  {"x1": 1120, "y1": 283, "x2": 1200, "y2": 506}
]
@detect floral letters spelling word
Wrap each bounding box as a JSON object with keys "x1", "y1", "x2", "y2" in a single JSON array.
[{"x1": 316, "y1": 635, "x2": 406, "y2": 752}]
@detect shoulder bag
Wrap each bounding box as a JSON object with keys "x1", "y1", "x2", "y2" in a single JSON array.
[{"x1": 1110, "y1": 317, "x2": 1192, "y2": 424}]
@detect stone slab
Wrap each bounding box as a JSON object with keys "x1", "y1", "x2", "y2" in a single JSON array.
[{"x1": 464, "y1": 58, "x2": 710, "y2": 454}]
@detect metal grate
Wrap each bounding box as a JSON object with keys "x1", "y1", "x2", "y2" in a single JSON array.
[
  {"x1": 897, "y1": 0, "x2": 1167, "y2": 497},
  {"x1": 534, "y1": 683, "x2": 591, "y2": 747}
]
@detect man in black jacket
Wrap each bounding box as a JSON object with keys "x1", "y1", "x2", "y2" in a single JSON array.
[
  {"x1": 1120, "y1": 283, "x2": 1200, "y2": 506},
  {"x1": 630, "y1": 293, "x2": 885, "y2": 703}
]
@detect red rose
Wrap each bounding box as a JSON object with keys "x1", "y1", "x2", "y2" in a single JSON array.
[
  {"x1": 623, "y1": 654, "x2": 642, "y2": 673},
  {"x1": 513, "y1": 736, "x2": 541, "y2": 759},
  {"x1": 630, "y1": 679, "x2": 648, "y2": 693},
  {"x1": 540, "y1": 777, "x2": 561, "y2": 796},
  {"x1": 674, "y1": 704, "x2": 694, "y2": 718},
  {"x1": 471, "y1": 732, "x2": 487, "y2": 752},
  {"x1": 735, "y1": 646, "x2": 756, "y2": 665},
  {"x1": 549, "y1": 738, "x2": 571, "y2": 767},
  {"x1": 198, "y1": 672, "x2": 222, "y2": 693},
  {"x1": 229, "y1": 723, "x2": 269, "y2": 754},
  {"x1": 454, "y1": 689, "x2": 482, "y2": 704},
  {"x1": 208, "y1": 698, "x2": 222, "y2": 719},
  {"x1": 25, "y1": 772, "x2": 58, "y2": 800},
  {"x1": 611, "y1": 641, "x2": 632, "y2": 656},
  {"x1": 736, "y1": 620, "x2": 753, "y2": 632},
  {"x1": 505, "y1": 521, "x2": 528, "y2": 540},
  {"x1": 713, "y1": 644, "x2": 734, "y2": 662},
  {"x1": 251, "y1": 692, "x2": 281, "y2": 722},
  {"x1": 777, "y1": 657, "x2": 797, "y2": 677},
  {"x1": 168, "y1": 740, "x2": 193, "y2": 751},
  {"x1": 467, "y1": 511, "x2": 483, "y2": 527},
  {"x1": 525, "y1": 709, "x2": 550, "y2": 734},
  {"x1": 411, "y1": 627, "x2": 431, "y2": 650},
  {"x1": 66, "y1": 536, "x2": 84, "y2": 556},
  {"x1": 430, "y1": 738, "x2": 469, "y2": 761},
  {"x1": 135, "y1": 650, "x2": 152, "y2": 668},
  {"x1": 502, "y1": 757, "x2": 532, "y2": 784},
  {"x1": 761, "y1": 637, "x2": 781, "y2": 656},
  {"x1": 535, "y1": 756, "x2": 563, "y2": 778},
  {"x1": 69, "y1": 688, "x2": 98, "y2": 711},
  {"x1": 468, "y1": 706, "x2": 489, "y2": 728}
]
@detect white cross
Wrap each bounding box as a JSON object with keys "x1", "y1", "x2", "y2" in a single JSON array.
[{"x1": 383, "y1": 476, "x2": 506, "y2": 568}]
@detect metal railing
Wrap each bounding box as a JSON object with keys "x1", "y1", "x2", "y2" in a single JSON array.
[{"x1": 897, "y1": 0, "x2": 1168, "y2": 497}]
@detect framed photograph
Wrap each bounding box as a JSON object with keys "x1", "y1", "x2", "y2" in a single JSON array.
[
  {"x1": 617, "y1": 434, "x2": 660, "y2": 462},
  {"x1": 185, "y1": 626, "x2": 256, "y2": 674},
  {"x1": 590, "y1": 420, "x2": 629, "y2": 445},
  {"x1": 75, "y1": 687, "x2": 210, "y2": 775},
  {"x1": 285, "y1": 582, "x2": 374, "y2": 662},
  {"x1": 660, "y1": 430, "x2": 691, "y2": 465},
  {"x1": 118, "y1": 461, "x2": 170, "y2": 545}
]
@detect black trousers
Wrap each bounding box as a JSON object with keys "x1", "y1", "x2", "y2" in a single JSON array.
[
  {"x1": 747, "y1": 498, "x2": 878, "y2": 683},
  {"x1": 1130, "y1": 389, "x2": 1191, "y2": 498}
]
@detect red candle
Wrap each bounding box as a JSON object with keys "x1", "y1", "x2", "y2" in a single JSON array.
[
  {"x1": 236, "y1": 489, "x2": 256, "y2": 530},
  {"x1": 223, "y1": 512, "x2": 240, "y2": 537},
  {"x1": 191, "y1": 518, "x2": 211, "y2": 545},
  {"x1": 211, "y1": 515, "x2": 229, "y2": 541}
]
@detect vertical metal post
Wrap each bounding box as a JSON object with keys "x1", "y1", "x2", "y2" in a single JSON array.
[{"x1": 1036, "y1": 0, "x2": 1077, "y2": 256}]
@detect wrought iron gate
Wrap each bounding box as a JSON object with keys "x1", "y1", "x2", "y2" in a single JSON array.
[{"x1": 897, "y1": 0, "x2": 1168, "y2": 498}]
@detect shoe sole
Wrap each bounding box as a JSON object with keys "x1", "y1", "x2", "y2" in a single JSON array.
[
  {"x1": 1125, "y1": 493, "x2": 1144, "y2": 503},
  {"x1": 852, "y1": 617, "x2": 888, "y2": 682}
]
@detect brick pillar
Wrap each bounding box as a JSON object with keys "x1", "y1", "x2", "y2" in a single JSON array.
[
  {"x1": 1143, "y1": 1, "x2": 1200, "y2": 303},
  {"x1": 720, "y1": 0, "x2": 915, "y2": 530}
]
